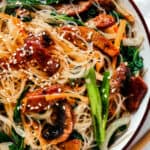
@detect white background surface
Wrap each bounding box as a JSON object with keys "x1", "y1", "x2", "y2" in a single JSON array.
[{"x1": 128, "y1": 0, "x2": 150, "y2": 150}]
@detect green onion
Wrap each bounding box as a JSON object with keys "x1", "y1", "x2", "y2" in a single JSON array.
[
  {"x1": 85, "y1": 68, "x2": 110, "y2": 147},
  {"x1": 85, "y1": 68, "x2": 103, "y2": 145},
  {"x1": 13, "y1": 85, "x2": 30, "y2": 123},
  {"x1": 100, "y1": 71, "x2": 110, "y2": 138}
]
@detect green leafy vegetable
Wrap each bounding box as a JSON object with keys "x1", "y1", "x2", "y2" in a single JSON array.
[
  {"x1": 6, "y1": 0, "x2": 73, "y2": 5},
  {"x1": 9, "y1": 129, "x2": 24, "y2": 150},
  {"x1": 85, "y1": 68, "x2": 103, "y2": 145},
  {"x1": 108, "y1": 125, "x2": 127, "y2": 146},
  {"x1": 0, "y1": 132, "x2": 12, "y2": 143},
  {"x1": 80, "y1": 6, "x2": 99, "y2": 21},
  {"x1": 69, "y1": 130, "x2": 84, "y2": 141},
  {"x1": 0, "y1": 129, "x2": 26, "y2": 150},
  {"x1": 120, "y1": 46, "x2": 143, "y2": 74},
  {"x1": 50, "y1": 11, "x2": 85, "y2": 26},
  {"x1": 110, "y1": 10, "x2": 124, "y2": 21},
  {"x1": 13, "y1": 85, "x2": 30, "y2": 123},
  {"x1": 21, "y1": 16, "x2": 32, "y2": 22}
]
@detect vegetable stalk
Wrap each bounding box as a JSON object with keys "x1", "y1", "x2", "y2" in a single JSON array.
[
  {"x1": 85, "y1": 68, "x2": 110, "y2": 146},
  {"x1": 100, "y1": 71, "x2": 110, "y2": 138},
  {"x1": 13, "y1": 85, "x2": 30, "y2": 123}
]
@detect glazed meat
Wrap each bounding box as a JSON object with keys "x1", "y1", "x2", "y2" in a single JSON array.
[
  {"x1": 12, "y1": 33, "x2": 60, "y2": 76},
  {"x1": 110, "y1": 63, "x2": 130, "y2": 93},
  {"x1": 58, "y1": 26, "x2": 119, "y2": 57},
  {"x1": 125, "y1": 76, "x2": 148, "y2": 112},
  {"x1": 86, "y1": 14, "x2": 115, "y2": 29}
]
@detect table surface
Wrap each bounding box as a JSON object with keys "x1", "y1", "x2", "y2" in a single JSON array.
[{"x1": 128, "y1": 1, "x2": 150, "y2": 150}]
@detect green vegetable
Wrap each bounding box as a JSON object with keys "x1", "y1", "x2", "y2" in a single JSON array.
[
  {"x1": 50, "y1": 11, "x2": 85, "y2": 26},
  {"x1": 110, "y1": 10, "x2": 124, "y2": 21},
  {"x1": 85, "y1": 68, "x2": 110, "y2": 147},
  {"x1": 6, "y1": 0, "x2": 75, "y2": 5},
  {"x1": 120, "y1": 46, "x2": 143, "y2": 74},
  {"x1": 108, "y1": 125, "x2": 127, "y2": 146},
  {"x1": 100, "y1": 71, "x2": 110, "y2": 137},
  {"x1": 9, "y1": 128, "x2": 24, "y2": 150},
  {"x1": 80, "y1": 6, "x2": 99, "y2": 21},
  {"x1": 85, "y1": 68, "x2": 103, "y2": 145},
  {"x1": 0, "y1": 132, "x2": 11, "y2": 143},
  {"x1": 21, "y1": 16, "x2": 32, "y2": 22},
  {"x1": 100, "y1": 116, "x2": 130, "y2": 150},
  {"x1": 0, "y1": 129, "x2": 26, "y2": 150},
  {"x1": 13, "y1": 85, "x2": 30, "y2": 123},
  {"x1": 69, "y1": 130, "x2": 84, "y2": 141}
]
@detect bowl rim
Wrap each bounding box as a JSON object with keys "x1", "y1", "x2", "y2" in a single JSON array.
[{"x1": 123, "y1": 0, "x2": 150, "y2": 149}]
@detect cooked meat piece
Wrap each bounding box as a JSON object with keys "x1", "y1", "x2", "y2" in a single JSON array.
[
  {"x1": 22, "y1": 87, "x2": 73, "y2": 145},
  {"x1": 10, "y1": 33, "x2": 60, "y2": 76},
  {"x1": 24, "y1": 95, "x2": 49, "y2": 113},
  {"x1": 24, "y1": 35, "x2": 60, "y2": 76},
  {"x1": 58, "y1": 26, "x2": 119, "y2": 57},
  {"x1": 125, "y1": 76, "x2": 148, "y2": 112},
  {"x1": 86, "y1": 14, "x2": 115, "y2": 29},
  {"x1": 27, "y1": 84, "x2": 62, "y2": 97},
  {"x1": 23, "y1": 85, "x2": 63, "y2": 113},
  {"x1": 59, "y1": 139, "x2": 81, "y2": 150},
  {"x1": 55, "y1": 1, "x2": 92, "y2": 16},
  {"x1": 110, "y1": 63, "x2": 130, "y2": 93},
  {"x1": 93, "y1": 0, "x2": 114, "y2": 9}
]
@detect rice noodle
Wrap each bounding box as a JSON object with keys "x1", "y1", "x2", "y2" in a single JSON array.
[{"x1": 0, "y1": 0, "x2": 145, "y2": 149}]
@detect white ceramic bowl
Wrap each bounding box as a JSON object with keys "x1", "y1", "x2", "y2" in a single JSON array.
[{"x1": 110, "y1": 0, "x2": 150, "y2": 150}]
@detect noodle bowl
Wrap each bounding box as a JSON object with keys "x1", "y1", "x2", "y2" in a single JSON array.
[{"x1": 0, "y1": 0, "x2": 148, "y2": 150}]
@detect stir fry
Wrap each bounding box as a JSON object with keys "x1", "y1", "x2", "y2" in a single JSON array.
[{"x1": 0, "y1": 0, "x2": 148, "y2": 150}]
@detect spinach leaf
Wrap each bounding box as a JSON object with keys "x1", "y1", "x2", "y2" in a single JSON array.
[
  {"x1": 69, "y1": 130, "x2": 83, "y2": 141},
  {"x1": 120, "y1": 46, "x2": 143, "y2": 74},
  {"x1": 9, "y1": 128, "x2": 24, "y2": 150},
  {"x1": 13, "y1": 85, "x2": 30, "y2": 123},
  {"x1": 110, "y1": 10, "x2": 124, "y2": 21},
  {"x1": 108, "y1": 125, "x2": 127, "y2": 146},
  {"x1": 7, "y1": 0, "x2": 70, "y2": 5},
  {"x1": 0, "y1": 132, "x2": 11, "y2": 143},
  {"x1": 80, "y1": 6, "x2": 99, "y2": 21},
  {"x1": 0, "y1": 129, "x2": 26, "y2": 150}
]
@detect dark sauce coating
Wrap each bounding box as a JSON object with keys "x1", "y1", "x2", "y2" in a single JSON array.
[
  {"x1": 22, "y1": 84, "x2": 73, "y2": 143},
  {"x1": 14, "y1": 33, "x2": 59, "y2": 76},
  {"x1": 0, "y1": 33, "x2": 60, "y2": 76},
  {"x1": 42, "y1": 124, "x2": 64, "y2": 140},
  {"x1": 125, "y1": 76, "x2": 148, "y2": 112}
]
